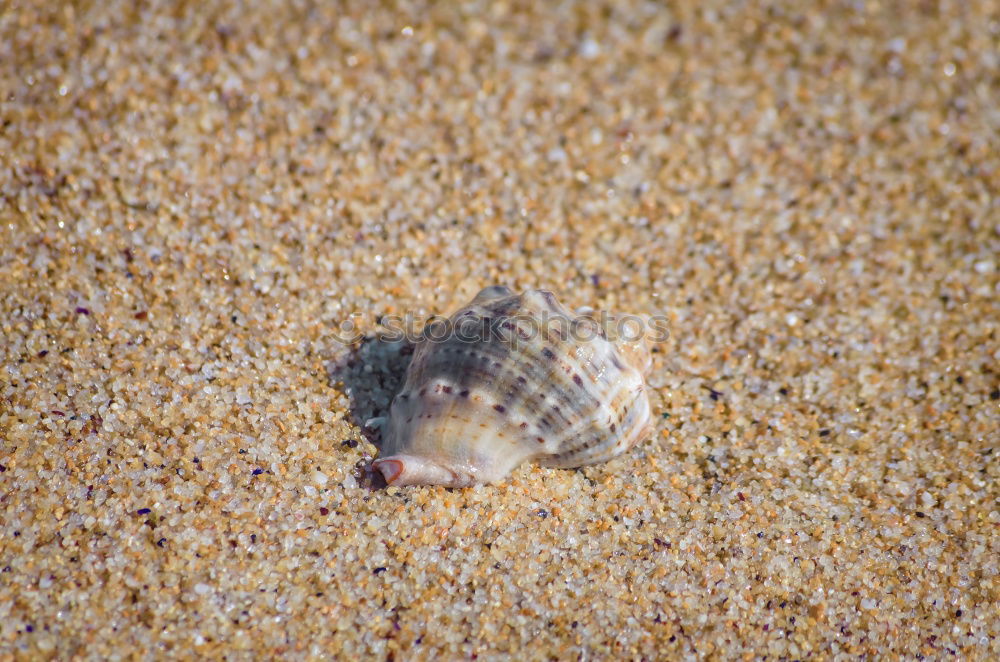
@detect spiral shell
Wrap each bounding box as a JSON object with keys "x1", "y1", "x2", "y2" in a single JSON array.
[{"x1": 372, "y1": 286, "x2": 654, "y2": 487}]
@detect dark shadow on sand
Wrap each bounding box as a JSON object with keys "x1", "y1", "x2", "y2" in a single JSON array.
[{"x1": 327, "y1": 336, "x2": 414, "y2": 489}]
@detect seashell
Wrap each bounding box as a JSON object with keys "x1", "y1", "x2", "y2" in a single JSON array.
[{"x1": 372, "y1": 286, "x2": 654, "y2": 487}]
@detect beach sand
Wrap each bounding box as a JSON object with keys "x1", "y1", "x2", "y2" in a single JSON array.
[{"x1": 1, "y1": 1, "x2": 997, "y2": 658}]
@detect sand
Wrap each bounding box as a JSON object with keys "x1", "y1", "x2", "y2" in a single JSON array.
[{"x1": 1, "y1": 0, "x2": 997, "y2": 659}]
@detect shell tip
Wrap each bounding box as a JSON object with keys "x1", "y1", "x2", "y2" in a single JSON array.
[
  {"x1": 373, "y1": 454, "x2": 473, "y2": 487},
  {"x1": 373, "y1": 458, "x2": 405, "y2": 485}
]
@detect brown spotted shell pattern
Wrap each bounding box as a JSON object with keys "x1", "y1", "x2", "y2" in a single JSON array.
[{"x1": 372, "y1": 286, "x2": 654, "y2": 487}]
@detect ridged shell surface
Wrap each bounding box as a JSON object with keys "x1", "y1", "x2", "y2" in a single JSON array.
[{"x1": 372, "y1": 286, "x2": 653, "y2": 487}]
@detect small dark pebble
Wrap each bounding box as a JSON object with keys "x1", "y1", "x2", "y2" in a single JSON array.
[
  {"x1": 819, "y1": 429, "x2": 831, "y2": 437},
  {"x1": 955, "y1": 375, "x2": 964, "y2": 384},
  {"x1": 26, "y1": 625, "x2": 34, "y2": 633},
  {"x1": 319, "y1": 507, "x2": 330, "y2": 516},
  {"x1": 37, "y1": 350, "x2": 48, "y2": 357},
  {"x1": 134, "y1": 311, "x2": 148, "y2": 320},
  {"x1": 341, "y1": 439, "x2": 358, "y2": 448},
  {"x1": 661, "y1": 412, "x2": 670, "y2": 419},
  {"x1": 990, "y1": 389, "x2": 999, "y2": 400},
  {"x1": 373, "y1": 567, "x2": 387, "y2": 575},
  {"x1": 955, "y1": 609, "x2": 963, "y2": 617},
  {"x1": 157, "y1": 538, "x2": 166, "y2": 547},
  {"x1": 136, "y1": 508, "x2": 151, "y2": 515},
  {"x1": 252, "y1": 468, "x2": 264, "y2": 476},
  {"x1": 916, "y1": 511, "x2": 925, "y2": 518},
  {"x1": 75, "y1": 307, "x2": 90, "y2": 315},
  {"x1": 778, "y1": 387, "x2": 788, "y2": 396},
  {"x1": 535, "y1": 509, "x2": 548, "y2": 518},
  {"x1": 0, "y1": 465, "x2": 6, "y2": 472}
]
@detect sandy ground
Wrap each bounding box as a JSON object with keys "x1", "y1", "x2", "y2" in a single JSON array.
[{"x1": 1, "y1": 1, "x2": 998, "y2": 659}]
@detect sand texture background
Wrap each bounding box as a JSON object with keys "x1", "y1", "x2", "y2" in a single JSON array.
[{"x1": 1, "y1": 0, "x2": 998, "y2": 659}]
